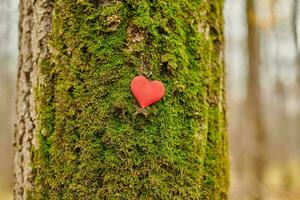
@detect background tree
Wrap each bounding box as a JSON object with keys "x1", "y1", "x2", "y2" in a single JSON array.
[
  {"x1": 246, "y1": 0, "x2": 267, "y2": 199},
  {"x1": 14, "y1": 0, "x2": 229, "y2": 199}
]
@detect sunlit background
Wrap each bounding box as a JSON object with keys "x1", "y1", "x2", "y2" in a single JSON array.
[
  {"x1": 0, "y1": 0, "x2": 18, "y2": 199},
  {"x1": 1, "y1": 0, "x2": 300, "y2": 199}
]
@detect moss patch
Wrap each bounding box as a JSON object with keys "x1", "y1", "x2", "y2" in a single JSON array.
[{"x1": 32, "y1": 0, "x2": 228, "y2": 199}]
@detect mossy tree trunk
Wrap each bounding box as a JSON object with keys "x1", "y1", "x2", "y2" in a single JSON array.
[{"x1": 15, "y1": 0, "x2": 228, "y2": 199}]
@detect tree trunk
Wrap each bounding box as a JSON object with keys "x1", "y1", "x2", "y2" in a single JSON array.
[
  {"x1": 15, "y1": 0, "x2": 228, "y2": 199},
  {"x1": 14, "y1": 0, "x2": 52, "y2": 198},
  {"x1": 246, "y1": 0, "x2": 267, "y2": 199}
]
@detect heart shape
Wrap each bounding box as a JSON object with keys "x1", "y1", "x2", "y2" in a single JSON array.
[{"x1": 131, "y1": 76, "x2": 165, "y2": 108}]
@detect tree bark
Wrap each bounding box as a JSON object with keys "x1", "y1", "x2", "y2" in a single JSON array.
[
  {"x1": 15, "y1": 0, "x2": 229, "y2": 199},
  {"x1": 14, "y1": 0, "x2": 52, "y2": 199}
]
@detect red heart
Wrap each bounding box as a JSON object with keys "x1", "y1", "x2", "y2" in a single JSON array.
[{"x1": 131, "y1": 76, "x2": 165, "y2": 108}]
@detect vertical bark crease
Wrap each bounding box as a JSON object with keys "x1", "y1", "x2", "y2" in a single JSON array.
[{"x1": 14, "y1": 0, "x2": 52, "y2": 199}]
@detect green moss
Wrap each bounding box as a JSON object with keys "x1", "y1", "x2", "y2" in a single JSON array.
[{"x1": 31, "y1": 0, "x2": 228, "y2": 199}]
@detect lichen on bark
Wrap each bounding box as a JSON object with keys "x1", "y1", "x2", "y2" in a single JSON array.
[{"x1": 18, "y1": 0, "x2": 229, "y2": 199}]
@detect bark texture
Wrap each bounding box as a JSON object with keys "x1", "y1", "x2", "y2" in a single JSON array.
[
  {"x1": 14, "y1": 0, "x2": 52, "y2": 199},
  {"x1": 15, "y1": 0, "x2": 229, "y2": 199}
]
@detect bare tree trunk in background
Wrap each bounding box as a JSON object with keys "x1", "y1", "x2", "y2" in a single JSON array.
[
  {"x1": 246, "y1": 0, "x2": 267, "y2": 199},
  {"x1": 293, "y1": 0, "x2": 300, "y2": 99},
  {"x1": 293, "y1": 0, "x2": 299, "y2": 53},
  {"x1": 14, "y1": 0, "x2": 52, "y2": 199},
  {"x1": 292, "y1": 1, "x2": 300, "y2": 188},
  {"x1": 278, "y1": 0, "x2": 300, "y2": 192},
  {"x1": 293, "y1": 0, "x2": 300, "y2": 78}
]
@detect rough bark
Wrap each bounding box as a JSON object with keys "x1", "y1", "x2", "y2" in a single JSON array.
[
  {"x1": 14, "y1": 0, "x2": 52, "y2": 199},
  {"x1": 15, "y1": 0, "x2": 228, "y2": 199},
  {"x1": 246, "y1": 0, "x2": 267, "y2": 199}
]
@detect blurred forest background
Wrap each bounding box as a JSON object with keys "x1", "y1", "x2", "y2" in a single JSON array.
[{"x1": 1, "y1": 0, "x2": 300, "y2": 199}]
